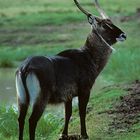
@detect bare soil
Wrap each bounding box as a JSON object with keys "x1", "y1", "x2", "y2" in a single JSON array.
[
  {"x1": 101, "y1": 80, "x2": 140, "y2": 134},
  {"x1": 0, "y1": 25, "x2": 62, "y2": 46},
  {"x1": 0, "y1": 23, "x2": 85, "y2": 46},
  {"x1": 119, "y1": 8, "x2": 140, "y2": 22}
]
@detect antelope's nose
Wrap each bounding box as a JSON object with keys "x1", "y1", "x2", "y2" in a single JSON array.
[
  {"x1": 120, "y1": 33, "x2": 127, "y2": 40},
  {"x1": 116, "y1": 33, "x2": 127, "y2": 42}
]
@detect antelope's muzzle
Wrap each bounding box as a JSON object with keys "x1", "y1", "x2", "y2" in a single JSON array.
[{"x1": 116, "y1": 33, "x2": 127, "y2": 42}]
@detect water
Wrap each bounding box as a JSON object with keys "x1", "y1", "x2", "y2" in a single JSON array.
[{"x1": 0, "y1": 68, "x2": 16, "y2": 105}]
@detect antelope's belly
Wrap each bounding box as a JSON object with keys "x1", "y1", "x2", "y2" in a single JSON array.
[{"x1": 49, "y1": 83, "x2": 78, "y2": 104}]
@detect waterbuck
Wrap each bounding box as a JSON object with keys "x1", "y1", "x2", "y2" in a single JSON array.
[{"x1": 15, "y1": 0, "x2": 126, "y2": 139}]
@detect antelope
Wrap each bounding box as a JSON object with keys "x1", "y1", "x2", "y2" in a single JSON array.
[{"x1": 15, "y1": 0, "x2": 126, "y2": 140}]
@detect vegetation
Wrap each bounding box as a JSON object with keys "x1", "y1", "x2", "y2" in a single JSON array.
[
  {"x1": 0, "y1": 0, "x2": 139, "y2": 139},
  {"x1": 0, "y1": 106, "x2": 63, "y2": 140}
]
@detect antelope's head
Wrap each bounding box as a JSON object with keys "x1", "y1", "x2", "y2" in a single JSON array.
[{"x1": 74, "y1": 0, "x2": 126, "y2": 49}]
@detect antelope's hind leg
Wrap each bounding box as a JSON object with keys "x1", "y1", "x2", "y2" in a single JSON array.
[
  {"x1": 29, "y1": 99, "x2": 47, "y2": 140},
  {"x1": 16, "y1": 74, "x2": 29, "y2": 140},
  {"x1": 26, "y1": 72, "x2": 48, "y2": 140},
  {"x1": 18, "y1": 103, "x2": 29, "y2": 140}
]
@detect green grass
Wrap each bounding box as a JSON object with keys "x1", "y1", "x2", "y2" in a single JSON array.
[
  {"x1": 0, "y1": 105, "x2": 63, "y2": 140},
  {"x1": 0, "y1": 0, "x2": 140, "y2": 139}
]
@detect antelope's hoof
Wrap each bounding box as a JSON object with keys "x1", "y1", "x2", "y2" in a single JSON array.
[
  {"x1": 80, "y1": 135, "x2": 89, "y2": 140},
  {"x1": 59, "y1": 134, "x2": 89, "y2": 140},
  {"x1": 59, "y1": 134, "x2": 80, "y2": 140},
  {"x1": 68, "y1": 134, "x2": 80, "y2": 140},
  {"x1": 59, "y1": 134, "x2": 68, "y2": 140}
]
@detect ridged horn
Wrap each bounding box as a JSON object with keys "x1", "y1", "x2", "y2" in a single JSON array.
[{"x1": 95, "y1": 0, "x2": 109, "y2": 19}]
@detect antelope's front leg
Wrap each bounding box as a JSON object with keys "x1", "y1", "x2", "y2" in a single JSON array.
[
  {"x1": 78, "y1": 93, "x2": 90, "y2": 140},
  {"x1": 60, "y1": 100, "x2": 72, "y2": 140}
]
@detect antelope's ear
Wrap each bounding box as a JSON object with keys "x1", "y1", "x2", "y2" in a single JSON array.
[{"x1": 94, "y1": 17, "x2": 102, "y2": 23}]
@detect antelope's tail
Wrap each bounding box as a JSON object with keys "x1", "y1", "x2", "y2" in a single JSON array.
[{"x1": 15, "y1": 70, "x2": 30, "y2": 105}]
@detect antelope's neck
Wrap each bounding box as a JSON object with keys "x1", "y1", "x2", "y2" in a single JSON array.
[{"x1": 83, "y1": 32, "x2": 112, "y2": 73}]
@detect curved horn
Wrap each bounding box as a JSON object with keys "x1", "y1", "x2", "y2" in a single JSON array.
[
  {"x1": 74, "y1": 0, "x2": 92, "y2": 17},
  {"x1": 95, "y1": 0, "x2": 109, "y2": 19}
]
